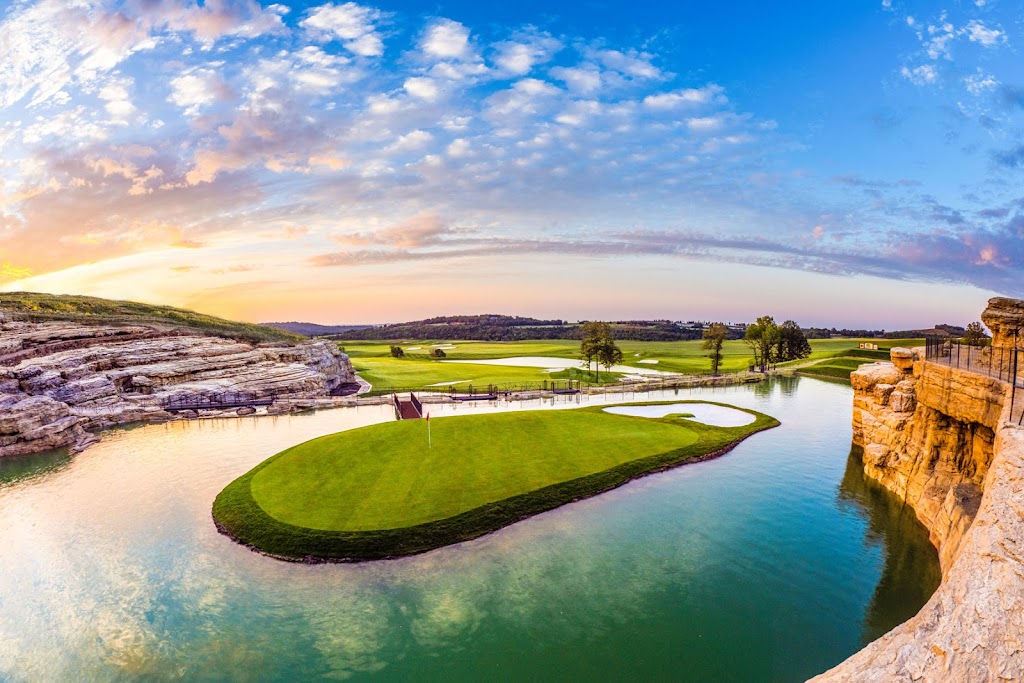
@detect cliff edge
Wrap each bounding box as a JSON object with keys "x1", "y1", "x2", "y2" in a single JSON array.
[
  {"x1": 0, "y1": 312, "x2": 355, "y2": 458},
  {"x1": 813, "y1": 298, "x2": 1024, "y2": 682}
]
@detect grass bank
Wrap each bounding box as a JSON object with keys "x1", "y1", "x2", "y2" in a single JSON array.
[
  {"x1": 0, "y1": 291, "x2": 302, "y2": 344},
  {"x1": 793, "y1": 344, "x2": 920, "y2": 382},
  {"x1": 213, "y1": 401, "x2": 779, "y2": 561}
]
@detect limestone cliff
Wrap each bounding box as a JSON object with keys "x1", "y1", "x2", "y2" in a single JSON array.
[
  {"x1": 0, "y1": 314, "x2": 355, "y2": 458},
  {"x1": 814, "y1": 297, "x2": 1024, "y2": 682}
]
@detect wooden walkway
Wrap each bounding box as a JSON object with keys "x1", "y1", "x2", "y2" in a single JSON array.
[{"x1": 393, "y1": 392, "x2": 423, "y2": 419}]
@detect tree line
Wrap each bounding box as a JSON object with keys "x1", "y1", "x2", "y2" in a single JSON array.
[{"x1": 702, "y1": 316, "x2": 811, "y2": 375}]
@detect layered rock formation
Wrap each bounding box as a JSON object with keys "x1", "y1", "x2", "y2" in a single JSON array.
[
  {"x1": 815, "y1": 297, "x2": 1024, "y2": 682},
  {"x1": 0, "y1": 315, "x2": 354, "y2": 458}
]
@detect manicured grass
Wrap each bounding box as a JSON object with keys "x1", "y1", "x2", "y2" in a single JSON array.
[
  {"x1": 339, "y1": 338, "x2": 923, "y2": 389},
  {"x1": 213, "y1": 401, "x2": 779, "y2": 560},
  {"x1": 796, "y1": 355, "x2": 890, "y2": 381}
]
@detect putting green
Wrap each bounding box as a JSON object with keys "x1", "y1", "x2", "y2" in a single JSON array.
[{"x1": 213, "y1": 401, "x2": 779, "y2": 561}]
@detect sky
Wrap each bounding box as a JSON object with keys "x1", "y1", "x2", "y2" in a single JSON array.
[{"x1": 0, "y1": 0, "x2": 1022, "y2": 327}]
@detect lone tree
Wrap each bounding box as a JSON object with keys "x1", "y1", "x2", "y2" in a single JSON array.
[
  {"x1": 962, "y1": 321, "x2": 989, "y2": 347},
  {"x1": 777, "y1": 320, "x2": 812, "y2": 362},
  {"x1": 702, "y1": 322, "x2": 728, "y2": 376},
  {"x1": 579, "y1": 321, "x2": 618, "y2": 381},
  {"x1": 745, "y1": 316, "x2": 780, "y2": 372},
  {"x1": 432, "y1": 348, "x2": 447, "y2": 358},
  {"x1": 597, "y1": 336, "x2": 624, "y2": 376},
  {"x1": 390, "y1": 345, "x2": 405, "y2": 358}
]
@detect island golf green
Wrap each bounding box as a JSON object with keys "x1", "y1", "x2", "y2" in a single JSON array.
[{"x1": 213, "y1": 401, "x2": 779, "y2": 561}]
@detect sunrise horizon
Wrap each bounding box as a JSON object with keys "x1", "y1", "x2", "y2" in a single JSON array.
[{"x1": 2, "y1": 0, "x2": 1020, "y2": 330}]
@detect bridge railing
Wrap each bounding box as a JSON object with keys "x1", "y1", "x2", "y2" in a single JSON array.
[{"x1": 163, "y1": 391, "x2": 275, "y2": 411}]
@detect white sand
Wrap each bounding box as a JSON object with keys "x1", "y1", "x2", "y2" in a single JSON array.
[
  {"x1": 405, "y1": 346, "x2": 422, "y2": 351},
  {"x1": 637, "y1": 359, "x2": 659, "y2": 365},
  {"x1": 603, "y1": 403, "x2": 755, "y2": 427},
  {"x1": 442, "y1": 356, "x2": 678, "y2": 377},
  {"x1": 426, "y1": 379, "x2": 472, "y2": 386}
]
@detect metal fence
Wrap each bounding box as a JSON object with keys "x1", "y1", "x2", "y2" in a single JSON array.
[
  {"x1": 924, "y1": 337, "x2": 1024, "y2": 424},
  {"x1": 163, "y1": 391, "x2": 275, "y2": 411}
]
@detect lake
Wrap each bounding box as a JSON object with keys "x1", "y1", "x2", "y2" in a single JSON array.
[{"x1": 0, "y1": 377, "x2": 939, "y2": 682}]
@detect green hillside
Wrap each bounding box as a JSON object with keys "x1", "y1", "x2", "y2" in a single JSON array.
[{"x1": 0, "y1": 292, "x2": 302, "y2": 344}]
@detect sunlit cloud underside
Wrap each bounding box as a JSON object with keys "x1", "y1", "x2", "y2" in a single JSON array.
[{"x1": 1, "y1": 1, "x2": 1021, "y2": 325}]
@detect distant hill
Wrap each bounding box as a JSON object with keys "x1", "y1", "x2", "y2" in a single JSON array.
[
  {"x1": 262, "y1": 322, "x2": 374, "y2": 337},
  {"x1": 329, "y1": 314, "x2": 744, "y2": 342},
  {"x1": 883, "y1": 324, "x2": 966, "y2": 339},
  {"x1": 0, "y1": 292, "x2": 303, "y2": 344}
]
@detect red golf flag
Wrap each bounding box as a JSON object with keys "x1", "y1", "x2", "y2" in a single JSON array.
[{"x1": 425, "y1": 413, "x2": 430, "y2": 421}]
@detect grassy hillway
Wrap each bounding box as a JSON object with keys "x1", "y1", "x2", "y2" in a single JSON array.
[
  {"x1": 0, "y1": 292, "x2": 302, "y2": 344},
  {"x1": 212, "y1": 401, "x2": 779, "y2": 561},
  {"x1": 791, "y1": 345, "x2": 913, "y2": 382},
  {"x1": 339, "y1": 338, "x2": 923, "y2": 390}
]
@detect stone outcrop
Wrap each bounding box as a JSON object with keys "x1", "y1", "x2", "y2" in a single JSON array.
[
  {"x1": 814, "y1": 297, "x2": 1024, "y2": 682},
  {"x1": 0, "y1": 316, "x2": 354, "y2": 458}
]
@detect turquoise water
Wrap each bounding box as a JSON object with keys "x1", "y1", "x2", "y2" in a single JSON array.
[{"x1": 0, "y1": 378, "x2": 939, "y2": 681}]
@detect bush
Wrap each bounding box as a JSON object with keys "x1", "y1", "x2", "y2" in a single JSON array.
[
  {"x1": 433, "y1": 348, "x2": 446, "y2": 358},
  {"x1": 390, "y1": 345, "x2": 405, "y2": 358}
]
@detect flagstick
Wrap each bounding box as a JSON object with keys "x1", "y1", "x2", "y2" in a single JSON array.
[{"x1": 427, "y1": 413, "x2": 431, "y2": 448}]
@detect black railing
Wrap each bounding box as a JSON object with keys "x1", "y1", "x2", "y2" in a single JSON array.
[
  {"x1": 366, "y1": 379, "x2": 586, "y2": 398},
  {"x1": 924, "y1": 337, "x2": 1024, "y2": 425},
  {"x1": 410, "y1": 392, "x2": 423, "y2": 416},
  {"x1": 163, "y1": 391, "x2": 275, "y2": 412}
]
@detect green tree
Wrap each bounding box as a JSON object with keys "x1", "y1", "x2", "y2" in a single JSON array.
[
  {"x1": 776, "y1": 320, "x2": 811, "y2": 362},
  {"x1": 579, "y1": 321, "x2": 611, "y2": 379},
  {"x1": 389, "y1": 345, "x2": 405, "y2": 358},
  {"x1": 744, "y1": 316, "x2": 779, "y2": 372},
  {"x1": 962, "y1": 321, "x2": 989, "y2": 347},
  {"x1": 432, "y1": 348, "x2": 447, "y2": 358},
  {"x1": 597, "y1": 337, "x2": 623, "y2": 377},
  {"x1": 702, "y1": 322, "x2": 728, "y2": 375}
]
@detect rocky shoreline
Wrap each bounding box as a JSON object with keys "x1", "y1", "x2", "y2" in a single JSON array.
[
  {"x1": 813, "y1": 297, "x2": 1024, "y2": 682},
  {"x1": 0, "y1": 313, "x2": 355, "y2": 458}
]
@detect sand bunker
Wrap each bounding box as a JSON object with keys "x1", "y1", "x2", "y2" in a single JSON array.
[
  {"x1": 637, "y1": 359, "x2": 659, "y2": 365},
  {"x1": 603, "y1": 403, "x2": 756, "y2": 427}
]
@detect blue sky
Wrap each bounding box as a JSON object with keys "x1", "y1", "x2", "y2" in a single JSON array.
[{"x1": 0, "y1": 0, "x2": 1021, "y2": 326}]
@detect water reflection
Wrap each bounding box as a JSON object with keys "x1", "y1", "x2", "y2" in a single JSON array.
[
  {"x1": 0, "y1": 380, "x2": 940, "y2": 682},
  {"x1": 837, "y1": 446, "x2": 941, "y2": 644},
  {"x1": 0, "y1": 447, "x2": 72, "y2": 487}
]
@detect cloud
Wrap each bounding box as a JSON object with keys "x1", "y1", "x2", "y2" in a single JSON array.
[
  {"x1": 590, "y1": 48, "x2": 662, "y2": 80},
  {"x1": 964, "y1": 19, "x2": 1005, "y2": 47},
  {"x1": 901, "y1": 64, "x2": 938, "y2": 85},
  {"x1": 169, "y1": 67, "x2": 231, "y2": 116},
  {"x1": 643, "y1": 85, "x2": 726, "y2": 110},
  {"x1": 548, "y1": 65, "x2": 602, "y2": 94},
  {"x1": 490, "y1": 30, "x2": 562, "y2": 76},
  {"x1": 420, "y1": 19, "x2": 473, "y2": 60},
  {"x1": 332, "y1": 213, "x2": 454, "y2": 248},
  {"x1": 964, "y1": 71, "x2": 999, "y2": 95},
  {"x1": 300, "y1": 2, "x2": 386, "y2": 57},
  {"x1": 403, "y1": 77, "x2": 439, "y2": 101}
]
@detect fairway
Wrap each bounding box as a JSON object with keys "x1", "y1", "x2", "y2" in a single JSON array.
[
  {"x1": 214, "y1": 402, "x2": 779, "y2": 560},
  {"x1": 340, "y1": 338, "x2": 923, "y2": 391}
]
